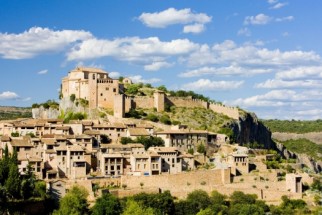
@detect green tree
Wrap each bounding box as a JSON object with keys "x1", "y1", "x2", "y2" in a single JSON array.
[
  {"x1": 196, "y1": 208, "x2": 213, "y2": 215},
  {"x1": 131, "y1": 191, "x2": 175, "y2": 215},
  {"x1": 230, "y1": 191, "x2": 257, "y2": 205},
  {"x1": 125, "y1": 84, "x2": 140, "y2": 95},
  {"x1": 186, "y1": 190, "x2": 212, "y2": 214},
  {"x1": 122, "y1": 199, "x2": 155, "y2": 215},
  {"x1": 91, "y1": 193, "x2": 121, "y2": 215},
  {"x1": 197, "y1": 143, "x2": 206, "y2": 154},
  {"x1": 120, "y1": 137, "x2": 134, "y2": 145},
  {"x1": 157, "y1": 85, "x2": 167, "y2": 92},
  {"x1": 53, "y1": 185, "x2": 89, "y2": 215},
  {"x1": 160, "y1": 114, "x2": 171, "y2": 125},
  {"x1": 70, "y1": 94, "x2": 76, "y2": 102},
  {"x1": 146, "y1": 113, "x2": 159, "y2": 122},
  {"x1": 21, "y1": 163, "x2": 36, "y2": 199},
  {"x1": 5, "y1": 162, "x2": 21, "y2": 199}
]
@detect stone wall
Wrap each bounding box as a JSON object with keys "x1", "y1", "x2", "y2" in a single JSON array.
[
  {"x1": 209, "y1": 103, "x2": 239, "y2": 119},
  {"x1": 32, "y1": 106, "x2": 60, "y2": 119},
  {"x1": 166, "y1": 97, "x2": 208, "y2": 109},
  {"x1": 121, "y1": 169, "x2": 230, "y2": 198},
  {"x1": 132, "y1": 96, "x2": 154, "y2": 109}
]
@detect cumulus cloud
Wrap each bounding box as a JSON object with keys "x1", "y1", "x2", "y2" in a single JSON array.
[
  {"x1": 244, "y1": 14, "x2": 272, "y2": 25},
  {"x1": 267, "y1": 0, "x2": 278, "y2": 4},
  {"x1": 129, "y1": 75, "x2": 161, "y2": 84},
  {"x1": 275, "y1": 16, "x2": 294, "y2": 22},
  {"x1": 0, "y1": 91, "x2": 19, "y2": 100},
  {"x1": 38, "y1": 69, "x2": 48, "y2": 75},
  {"x1": 237, "y1": 27, "x2": 251, "y2": 36},
  {"x1": 144, "y1": 61, "x2": 173, "y2": 71},
  {"x1": 270, "y1": 2, "x2": 288, "y2": 9},
  {"x1": 0, "y1": 27, "x2": 92, "y2": 59},
  {"x1": 255, "y1": 79, "x2": 322, "y2": 89},
  {"x1": 181, "y1": 79, "x2": 244, "y2": 91},
  {"x1": 180, "y1": 66, "x2": 272, "y2": 78},
  {"x1": 109, "y1": 72, "x2": 121, "y2": 79},
  {"x1": 183, "y1": 23, "x2": 205, "y2": 34},
  {"x1": 182, "y1": 40, "x2": 320, "y2": 70},
  {"x1": 275, "y1": 66, "x2": 322, "y2": 80},
  {"x1": 67, "y1": 36, "x2": 199, "y2": 62},
  {"x1": 138, "y1": 8, "x2": 211, "y2": 33}
]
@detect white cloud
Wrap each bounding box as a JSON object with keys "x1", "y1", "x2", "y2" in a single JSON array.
[
  {"x1": 144, "y1": 61, "x2": 173, "y2": 71},
  {"x1": 129, "y1": 75, "x2": 161, "y2": 84},
  {"x1": 244, "y1": 14, "x2": 272, "y2": 25},
  {"x1": 67, "y1": 37, "x2": 199, "y2": 62},
  {"x1": 227, "y1": 90, "x2": 322, "y2": 108},
  {"x1": 181, "y1": 79, "x2": 244, "y2": 91},
  {"x1": 275, "y1": 16, "x2": 294, "y2": 22},
  {"x1": 0, "y1": 27, "x2": 92, "y2": 59},
  {"x1": 38, "y1": 69, "x2": 48, "y2": 75},
  {"x1": 255, "y1": 79, "x2": 322, "y2": 89},
  {"x1": 109, "y1": 72, "x2": 121, "y2": 79},
  {"x1": 138, "y1": 8, "x2": 211, "y2": 28},
  {"x1": 237, "y1": 27, "x2": 251, "y2": 36},
  {"x1": 180, "y1": 65, "x2": 272, "y2": 77},
  {"x1": 267, "y1": 0, "x2": 278, "y2": 4},
  {"x1": 183, "y1": 40, "x2": 320, "y2": 69},
  {"x1": 270, "y1": 2, "x2": 288, "y2": 9},
  {"x1": 183, "y1": 23, "x2": 205, "y2": 34},
  {"x1": 0, "y1": 91, "x2": 19, "y2": 100},
  {"x1": 276, "y1": 66, "x2": 322, "y2": 80}
]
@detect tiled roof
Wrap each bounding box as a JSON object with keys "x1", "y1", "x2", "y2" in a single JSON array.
[{"x1": 128, "y1": 128, "x2": 149, "y2": 136}]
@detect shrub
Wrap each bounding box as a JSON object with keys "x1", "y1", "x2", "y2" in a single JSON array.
[
  {"x1": 160, "y1": 114, "x2": 171, "y2": 125},
  {"x1": 70, "y1": 94, "x2": 76, "y2": 102},
  {"x1": 146, "y1": 113, "x2": 159, "y2": 122}
]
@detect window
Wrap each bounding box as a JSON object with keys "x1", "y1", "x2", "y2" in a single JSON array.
[
  {"x1": 93, "y1": 74, "x2": 95, "y2": 80},
  {"x1": 113, "y1": 88, "x2": 116, "y2": 92},
  {"x1": 100, "y1": 93, "x2": 103, "y2": 96}
]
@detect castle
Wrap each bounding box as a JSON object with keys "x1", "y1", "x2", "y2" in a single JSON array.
[{"x1": 61, "y1": 67, "x2": 240, "y2": 119}]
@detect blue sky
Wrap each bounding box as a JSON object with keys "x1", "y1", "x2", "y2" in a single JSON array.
[{"x1": 1, "y1": 0, "x2": 322, "y2": 120}]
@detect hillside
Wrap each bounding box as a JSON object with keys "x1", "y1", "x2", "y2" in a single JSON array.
[{"x1": 0, "y1": 106, "x2": 32, "y2": 120}]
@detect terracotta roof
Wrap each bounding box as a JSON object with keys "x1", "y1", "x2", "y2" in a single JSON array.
[
  {"x1": 136, "y1": 124, "x2": 154, "y2": 129},
  {"x1": 45, "y1": 149, "x2": 56, "y2": 154},
  {"x1": 100, "y1": 144, "x2": 130, "y2": 149},
  {"x1": 156, "y1": 129, "x2": 211, "y2": 135},
  {"x1": 149, "y1": 147, "x2": 178, "y2": 153},
  {"x1": 82, "y1": 121, "x2": 93, "y2": 126},
  {"x1": 1, "y1": 135, "x2": 11, "y2": 142},
  {"x1": 55, "y1": 145, "x2": 67, "y2": 151},
  {"x1": 84, "y1": 130, "x2": 101, "y2": 135},
  {"x1": 69, "y1": 144, "x2": 85, "y2": 152},
  {"x1": 11, "y1": 139, "x2": 33, "y2": 147},
  {"x1": 75, "y1": 134, "x2": 91, "y2": 139},
  {"x1": 42, "y1": 134, "x2": 55, "y2": 138},
  {"x1": 128, "y1": 128, "x2": 149, "y2": 136},
  {"x1": 41, "y1": 138, "x2": 56, "y2": 145},
  {"x1": 56, "y1": 126, "x2": 70, "y2": 130},
  {"x1": 132, "y1": 154, "x2": 150, "y2": 159},
  {"x1": 112, "y1": 123, "x2": 126, "y2": 128}
]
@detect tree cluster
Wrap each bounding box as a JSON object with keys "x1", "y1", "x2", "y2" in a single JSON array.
[
  {"x1": 120, "y1": 136, "x2": 164, "y2": 150},
  {"x1": 53, "y1": 188, "x2": 315, "y2": 215},
  {"x1": 0, "y1": 145, "x2": 47, "y2": 204}
]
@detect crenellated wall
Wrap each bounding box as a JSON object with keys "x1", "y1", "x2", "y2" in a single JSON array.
[{"x1": 209, "y1": 103, "x2": 239, "y2": 119}]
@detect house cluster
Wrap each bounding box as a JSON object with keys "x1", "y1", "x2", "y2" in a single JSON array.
[{"x1": 0, "y1": 118, "x2": 249, "y2": 180}]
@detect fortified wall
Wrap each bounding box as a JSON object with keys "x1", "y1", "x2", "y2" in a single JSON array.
[{"x1": 119, "y1": 92, "x2": 239, "y2": 120}]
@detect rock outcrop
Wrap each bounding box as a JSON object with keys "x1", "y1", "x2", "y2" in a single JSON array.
[
  {"x1": 276, "y1": 142, "x2": 322, "y2": 173},
  {"x1": 229, "y1": 112, "x2": 275, "y2": 149},
  {"x1": 32, "y1": 106, "x2": 59, "y2": 119}
]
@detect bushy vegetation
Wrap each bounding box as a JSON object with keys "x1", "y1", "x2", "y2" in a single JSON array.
[
  {"x1": 0, "y1": 106, "x2": 32, "y2": 120},
  {"x1": 0, "y1": 145, "x2": 47, "y2": 203},
  {"x1": 32, "y1": 99, "x2": 59, "y2": 110},
  {"x1": 280, "y1": 138, "x2": 322, "y2": 161},
  {"x1": 53, "y1": 189, "x2": 315, "y2": 215},
  {"x1": 120, "y1": 136, "x2": 164, "y2": 150},
  {"x1": 58, "y1": 110, "x2": 87, "y2": 123},
  {"x1": 262, "y1": 119, "x2": 322, "y2": 133}
]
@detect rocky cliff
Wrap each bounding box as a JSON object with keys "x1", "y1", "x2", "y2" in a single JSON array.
[
  {"x1": 229, "y1": 112, "x2": 275, "y2": 149},
  {"x1": 276, "y1": 142, "x2": 322, "y2": 173}
]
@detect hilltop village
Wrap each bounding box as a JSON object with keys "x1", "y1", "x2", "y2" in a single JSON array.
[{"x1": 0, "y1": 67, "x2": 318, "y2": 207}]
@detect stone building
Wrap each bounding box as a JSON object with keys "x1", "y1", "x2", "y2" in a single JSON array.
[
  {"x1": 286, "y1": 174, "x2": 302, "y2": 193},
  {"x1": 61, "y1": 67, "x2": 124, "y2": 109}
]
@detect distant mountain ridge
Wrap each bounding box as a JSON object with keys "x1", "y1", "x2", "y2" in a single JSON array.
[{"x1": 0, "y1": 106, "x2": 32, "y2": 120}]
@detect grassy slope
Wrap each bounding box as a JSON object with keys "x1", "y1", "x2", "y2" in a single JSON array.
[
  {"x1": 262, "y1": 119, "x2": 322, "y2": 133},
  {"x1": 0, "y1": 106, "x2": 32, "y2": 120},
  {"x1": 279, "y1": 138, "x2": 322, "y2": 161}
]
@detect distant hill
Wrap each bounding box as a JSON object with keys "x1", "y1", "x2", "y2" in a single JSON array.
[{"x1": 0, "y1": 106, "x2": 32, "y2": 120}]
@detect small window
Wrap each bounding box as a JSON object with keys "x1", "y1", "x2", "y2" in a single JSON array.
[
  {"x1": 93, "y1": 74, "x2": 95, "y2": 80},
  {"x1": 100, "y1": 93, "x2": 103, "y2": 96},
  {"x1": 113, "y1": 88, "x2": 116, "y2": 92}
]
